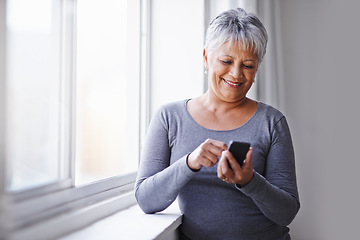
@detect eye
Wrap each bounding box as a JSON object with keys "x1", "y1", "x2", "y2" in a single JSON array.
[
  {"x1": 220, "y1": 60, "x2": 232, "y2": 65},
  {"x1": 243, "y1": 64, "x2": 255, "y2": 69}
]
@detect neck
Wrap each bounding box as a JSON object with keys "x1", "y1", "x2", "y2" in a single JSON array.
[{"x1": 200, "y1": 91, "x2": 250, "y2": 113}]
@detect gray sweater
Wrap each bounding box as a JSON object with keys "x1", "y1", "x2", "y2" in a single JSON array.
[{"x1": 135, "y1": 100, "x2": 300, "y2": 240}]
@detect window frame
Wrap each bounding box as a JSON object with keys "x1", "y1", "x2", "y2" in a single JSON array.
[
  {"x1": 4, "y1": 0, "x2": 75, "y2": 196},
  {"x1": 0, "y1": 0, "x2": 149, "y2": 238},
  {"x1": 0, "y1": 0, "x2": 6, "y2": 195},
  {"x1": 7, "y1": 173, "x2": 137, "y2": 238},
  {"x1": 0, "y1": 2, "x2": 7, "y2": 236}
]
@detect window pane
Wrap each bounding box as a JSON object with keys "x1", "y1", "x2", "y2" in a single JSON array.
[
  {"x1": 5, "y1": 0, "x2": 63, "y2": 191},
  {"x1": 76, "y1": 0, "x2": 140, "y2": 185}
]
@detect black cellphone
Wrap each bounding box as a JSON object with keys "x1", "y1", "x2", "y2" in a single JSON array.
[{"x1": 228, "y1": 141, "x2": 251, "y2": 167}]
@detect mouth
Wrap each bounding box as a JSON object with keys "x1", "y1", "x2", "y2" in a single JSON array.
[{"x1": 222, "y1": 78, "x2": 243, "y2": 87}]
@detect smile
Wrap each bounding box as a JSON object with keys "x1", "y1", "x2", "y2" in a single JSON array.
[{"x1": 222, "y1": 78, "x2": 243, "y2": 86}]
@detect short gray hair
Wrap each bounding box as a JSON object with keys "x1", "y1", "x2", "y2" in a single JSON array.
[{"x1": 204, "y1": 8, "x2": 268, "y2": 63}]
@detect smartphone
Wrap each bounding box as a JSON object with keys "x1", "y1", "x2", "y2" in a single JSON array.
[{"x1": 228, "y1": 141, "x2": 251, "y2": 167}]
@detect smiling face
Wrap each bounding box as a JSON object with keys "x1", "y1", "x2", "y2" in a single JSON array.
[{"x1": 204, "y1": 41, "x2": 259, "y2": 103}]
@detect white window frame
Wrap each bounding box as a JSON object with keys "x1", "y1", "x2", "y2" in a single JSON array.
[
  {"x1": 0, "y1": 0, "x2": 150, "y2": 238},
  {"x1": 0, "y1": 0, "x2": 7, "y2": 235}
]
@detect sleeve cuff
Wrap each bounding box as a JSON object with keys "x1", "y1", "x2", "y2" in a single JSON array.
[
  {"x1": 178, "y1": 153, "x2": 199, "y2": 177},
  {"x1": 235, "y1": 171, "x2": 266, "y2": 197}
]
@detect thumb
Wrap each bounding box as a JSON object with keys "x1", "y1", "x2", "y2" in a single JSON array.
[{"x1": 242, "y1": 147, "x2": 253, "y2": 169}]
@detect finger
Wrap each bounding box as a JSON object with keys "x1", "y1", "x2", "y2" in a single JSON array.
[
  {"x1": 242, "y1": 147, "x2": 253, "y2": 169},
  {"x1": 217, "y1": 151, "x2": 231, "y2": 180},
  {"x1": 199, "y1": 139, "x2": 227, "y2": 166},
  {"x1": 190, "y1": 139, "x2": 227, "y2": 169},
  {"x1": 217, "y1": 154, "x2": 225, "y2": 179},
  {"x1": 187, "y1": 145, "x2": 218, "y2": 169},
  {"x1": 234, "y1": 147, "x2": 254, "y2": 185},
  {"x1": 209, "y1": 139, "x2": 228, "y2": 151},
  {"x1": 218, "y1": 151, "x2": 235, "y2": 179},
  {"x1": 197, "y1": 140, "x2": 220, "y2": 161},
  {"x1": 201, "y1": 148, "x2": 221, "y2": 166},
  {"x1": 201, "y1": 156, "x2": 218, "y2": 167},
  {"x1": 205, "y1": 139, "x2": 228, "y2": 157}
]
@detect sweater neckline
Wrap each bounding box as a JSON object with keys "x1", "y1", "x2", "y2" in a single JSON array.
[{"x1": 183, "y1": 99, "x2": 261, "y2": 133}]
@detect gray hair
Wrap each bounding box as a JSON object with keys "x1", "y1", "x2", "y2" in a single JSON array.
[{"x1": 204, "y1": 8, "x2": 268, "y2": 63}]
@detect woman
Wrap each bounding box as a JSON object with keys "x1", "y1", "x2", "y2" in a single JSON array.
[{"x1": 135, "y1": 8, "x2": 300, "y2": 240}]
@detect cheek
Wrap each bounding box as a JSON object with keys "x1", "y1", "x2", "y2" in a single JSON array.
[
  {"x1": 208, "y1": 72, "x2": 222, "y2": 90},
  {"x1": 245, "y1": 70, "x2": 257, "y2": 80},
  {"x1": 208, "y1": 72, "x2": 219, "y2": 86},
  {"x1": 211, "y1": 64, "x2": 228, "y2": 77}
]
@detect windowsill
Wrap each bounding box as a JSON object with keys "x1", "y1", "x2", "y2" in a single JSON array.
[{"x1": 60, "y1": 201, "x2": 182, "y2": 240}]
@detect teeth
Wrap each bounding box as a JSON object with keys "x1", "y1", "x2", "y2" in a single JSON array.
[{"x1": 223, "y1": 79, "x2": 242, "y2": 86}]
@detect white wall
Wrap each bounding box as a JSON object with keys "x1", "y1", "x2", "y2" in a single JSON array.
[
  {"x1": 279, "y1": 1, "x2": 360, "y2": 239},
  {"x1": 150, "y1": 0, "x2": 205, "y2": 116}
]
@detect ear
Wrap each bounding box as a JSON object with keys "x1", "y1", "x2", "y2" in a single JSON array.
[{"x1": 203, "y1": 49, "x2": 209, "y2": 70}]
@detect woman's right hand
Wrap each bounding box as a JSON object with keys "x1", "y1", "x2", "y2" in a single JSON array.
[{"x1": 187, "y1": 139, "x2": 228, "y2": 171}]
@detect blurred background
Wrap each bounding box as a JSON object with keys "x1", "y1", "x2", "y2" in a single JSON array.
[
  {"x1": 3, "y1": 0, "x2": 360, "y2": 239},
  {"x1": 277, "y1": 1, "x2": 360, "y2": 239}
]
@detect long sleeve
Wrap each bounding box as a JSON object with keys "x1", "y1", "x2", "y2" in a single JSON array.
[
  {"x1": 134, "y1": 101, "x2": 300, "y2": 239},
  {"x1": 134, "y1": 107, "x2": 196, "y2": 214},
  {"x1": 237, "y1": 116, "x2": 300, "y2": 226}
]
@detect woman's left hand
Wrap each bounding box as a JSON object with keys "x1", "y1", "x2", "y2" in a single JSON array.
[{"x1": 217, "y1": 147, "x2": 254, "y2": 186}]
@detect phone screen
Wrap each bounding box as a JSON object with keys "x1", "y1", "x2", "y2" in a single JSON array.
[{"x1": 228, "y1": 141, "x2": 250, "y2": 167}]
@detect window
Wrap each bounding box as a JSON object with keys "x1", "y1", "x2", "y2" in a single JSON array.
[
  {"x1": 5, "y1": 0, "x2": 65, "y2": 192},
  {"x1": 75, "y1": 0, "x2": 140, "y2": 185},
  {"x1": 0, "y1": 0, "x2": 144, "y2": 238},
  {"x1": 4, "y1": 0, "x2": 141, "y2": 190}
]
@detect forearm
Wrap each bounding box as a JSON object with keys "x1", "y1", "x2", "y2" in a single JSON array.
[
  {"x1": 135, "y1": 155, "x2": 196, "y2": 214},
  {"x1": 237, "y1": 171, "x2": 300, "y2": 226}
]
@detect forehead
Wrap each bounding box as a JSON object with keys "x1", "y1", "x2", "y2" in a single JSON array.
[{"x1": 210, "y1": 41, "x2": 258, "y2": 59}]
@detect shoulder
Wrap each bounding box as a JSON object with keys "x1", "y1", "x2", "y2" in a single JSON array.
[
  {"x1": 256, "y1": 102, "x2": 293, "y2": 137},
  {"x1": 156, "y1": 99, "x2": 188, "y2": 117},
  {"x1": 252, "y1": 102, "x2": 292, "y2": 134},
  {"x1": 152, "y1": 99, "x2": 189, "y2": 124},
  {"x1": 256, "y1": 102, "x2": 285, "y2": 122},
  {"x1": 158, "y1": 99, "x2": 187, "y2": 112}
]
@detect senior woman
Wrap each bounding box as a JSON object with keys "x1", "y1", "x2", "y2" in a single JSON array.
[{"x1": 135, "y1": 8, "x2": 300, "y2": 240}]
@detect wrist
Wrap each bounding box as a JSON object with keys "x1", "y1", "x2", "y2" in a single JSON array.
[
  {"x1": 237, "y1": 171, "x2": 254, "y2": 188},
  {"x1": 186, "y1": 153, "x2": 201, "y2": 172}
]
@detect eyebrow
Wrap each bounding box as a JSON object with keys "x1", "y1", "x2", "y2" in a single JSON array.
[
  {"x1": 243, "y1": 59, "x2": 257, "y2": 62},
  {"x1": 221, "y1": 55, "x2": 257, "y2": 62}
]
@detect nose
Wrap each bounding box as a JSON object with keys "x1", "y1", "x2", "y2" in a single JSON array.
[{"x1": 229, "y1": 65, "x2": 243, "y2": 79}]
